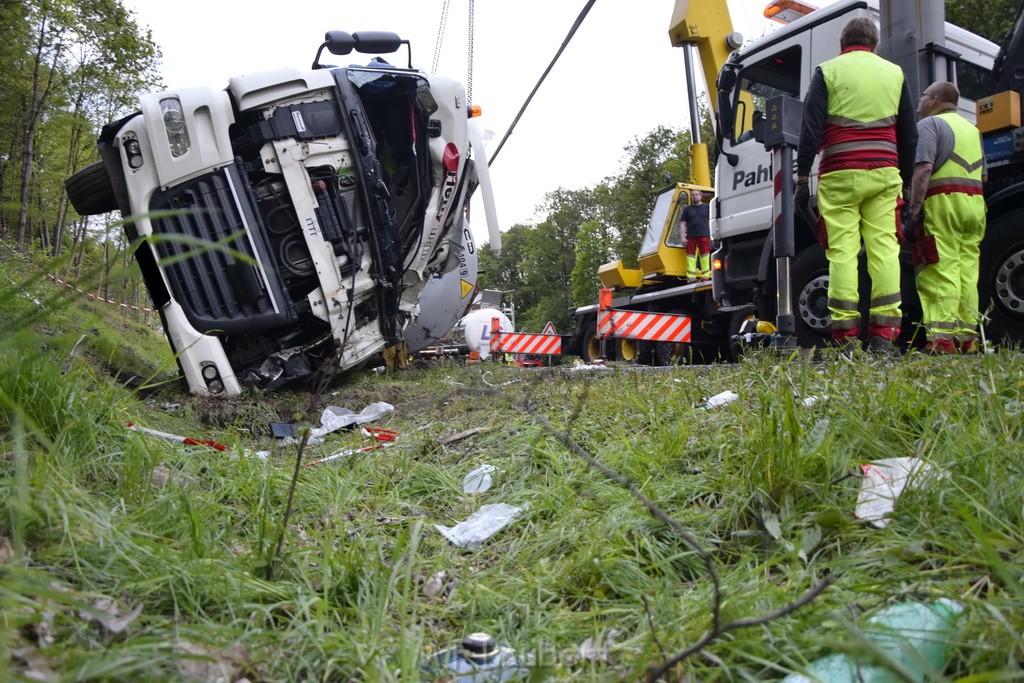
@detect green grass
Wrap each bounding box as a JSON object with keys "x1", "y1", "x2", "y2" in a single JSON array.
[{"x1": 1, "y1": 253, "x2": 1023, "y2": 681}]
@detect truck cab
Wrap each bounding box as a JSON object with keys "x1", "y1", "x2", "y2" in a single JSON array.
[
  {"x1": 597, "y1": 182, "x2": 715, "y2": 291},
  {"x1": 66, "y1": 31, "x2": 492, "y2": 395}
]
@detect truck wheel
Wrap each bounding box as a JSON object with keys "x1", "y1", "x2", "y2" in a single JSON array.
[
  {"x1": 791, "y1": 246, "x2": 832, "y2": 348},
  {"x1": 65, "y1": 161, "x2": 118, "y2": 216},
  {"x1": 581, "y1": 321, "x2": 604, "y2": 363},
  {"x1": 618, "y1": 338, "x2": 639, "y2": 363},
  {"x1": 980, "y1": 208, "x2": 1024, "y2": 345},
  {"x1": 653, "y1": 309, "x2": 694, "y2": 365}
]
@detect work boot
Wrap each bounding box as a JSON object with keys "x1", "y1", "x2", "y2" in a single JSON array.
[{"x1": 868, "y1": 336, "x2": 896, "y2": 355}]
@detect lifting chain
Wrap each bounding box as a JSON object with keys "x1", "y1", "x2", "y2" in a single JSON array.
[
  {"x1": 466, "y1": 0, "x2": 475, "y2": 103},
  {"x1": 432, "y1": 0, "x2": 452, "y2": 74}
]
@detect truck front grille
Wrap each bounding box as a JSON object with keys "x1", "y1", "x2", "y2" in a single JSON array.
[{"x1": 149, "y1": 166, "x2": 296, "y2": 334}]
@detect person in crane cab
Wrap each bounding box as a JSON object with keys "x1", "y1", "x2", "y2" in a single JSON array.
[
  {"x1": 796, "y1": 17, "x2": 918, "y2": 354},
  {"x1": 681, "y1": 189, "x2": 711, "y2": 281},
  {"x1": 905, "y1": 81, "x2": 987, "y2": 354}
]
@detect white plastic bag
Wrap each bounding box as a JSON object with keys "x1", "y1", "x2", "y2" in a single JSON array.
[
  {"x1": 705, "y1": 390, "x2": 738, "y2": 409},
  {"x1": 289, "y1": 402, "x2": 395, "y2": 444},
  {"x1": 434, "y1": 503, "x2": 522, "y2": 548},
  {"x1": 855, "y1": 457, "x2": 942, "y2": 528},
  {"x1": 463, "y1": 464, "x2": 498, "y2": 494}
]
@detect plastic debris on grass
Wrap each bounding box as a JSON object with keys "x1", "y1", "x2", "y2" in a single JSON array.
[
  {"x1": 435, "y1": 503, "x2": 522, "y2": 548},
  {"x1": 855, "y1": 457, "x2": 944, "y2": 528},
  {"x1": 285, "y1": 402, "x2": 394, "y2": 445},
  {"x1": 579, "y1": 628, "x2": 620, "y2": 664},
  {"x1": 305, "y1": 426, "x2": 399, "y2": 466},
  {"x1": 463, "y1": 464, "x2": 498, "y2": 493},
  {"x1": 704, "y1": 390, "x2": 739, "y2": 409}
]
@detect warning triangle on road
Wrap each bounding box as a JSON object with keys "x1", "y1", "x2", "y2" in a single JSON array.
[{"x1": 541, "y1": 321, "x2": 558, "y2": 336}]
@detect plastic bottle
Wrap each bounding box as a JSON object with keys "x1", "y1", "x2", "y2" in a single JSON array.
[
  {"x1": 780, "y1": 599, "x2": 964, "y2": 682},
  {"x1": 423, "y1": 632, "x2": 528, "y2": 682}
]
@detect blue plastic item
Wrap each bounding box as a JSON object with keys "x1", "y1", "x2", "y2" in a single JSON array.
[{"x1": 780, "y1": 599, "x2": 964, "y2": 682}]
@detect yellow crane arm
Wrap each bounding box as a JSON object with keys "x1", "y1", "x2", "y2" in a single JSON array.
[{"x1": 668, "y1": 0, "x2": 741, "y2": 110}]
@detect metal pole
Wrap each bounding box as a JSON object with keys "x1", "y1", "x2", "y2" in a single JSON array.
[
  {"x1": 683, "y1": 44, "x2": 702, "y2": 145},
  {"x1": 878, "y1": 0, "x2": 948, "y2": 101},
  {"x1": 775, "y1": 143, "x2": 796, "y2": 346}
]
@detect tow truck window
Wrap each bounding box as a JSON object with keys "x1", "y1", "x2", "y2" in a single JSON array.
[
  {"x1": 731, "y1": 46, "x2": 802, "y2": 143},
  {"x1": 640, "y1": 190, "x2": 677, "y2": 256},
  {"x1": 955, "y1": 61, "x2": 993, "y2": 102}
]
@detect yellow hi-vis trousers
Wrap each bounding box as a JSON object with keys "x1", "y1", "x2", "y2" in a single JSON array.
[
  {"x1": 686, "y1": 236, "x2": 711, "y2": 280},
  {"x1": 916, "y1": 192, "x2": 987, "y2": 347},
  {"x1": 817, "y1": 167, "x2": 903, "y2": 340}
]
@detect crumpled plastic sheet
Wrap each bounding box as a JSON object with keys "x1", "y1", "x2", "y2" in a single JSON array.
[
  {"x1": 567, "y1": 363, "x2": 609, "y2": 372},
  {"x1": 855, "y1": 457, "x2": 943, "y2": 528},
  {"x1": 434, "y1": 503, "x2": 522, "y2": 548},
  {"x1": 286, "y1": 402, "x2": 394, "y2": 445}
]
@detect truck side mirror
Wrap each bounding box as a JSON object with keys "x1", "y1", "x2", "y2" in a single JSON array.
[
  {"x1": 752, "y1": 109, "x2": 765, "y2": 143},
  {"x1": 325, "y1": 31, "x2": 356, "y2": 55},
  {"x1": 313, "y1": 31, "x2": 356, "y2": 69},
  {"x1": 352, "y1": 31, "x2": 403, "y2": 54}
]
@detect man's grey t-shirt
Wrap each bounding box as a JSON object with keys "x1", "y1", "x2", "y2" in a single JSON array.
[{"x1": 916, "y1": 114, "x2": 986, "y2": 174}]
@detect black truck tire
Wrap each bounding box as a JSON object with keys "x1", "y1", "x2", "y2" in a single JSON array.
[
  {"x1": 980, "y1": 207, "x2": 1024, "y2": 345},
  {"x1": 581, "y1": 321, "x2": 603, "y2": 363},
  {"x1": 653, "y1": 308, "x2": 704, "y2": 365},
  {"x1": 791, "y1": 246, "x2": 833, "y2": 348},
  {"x1": 65, "y1": 161, "x2": 117, "y2": 216},
  {"x1": 790, "y1": 244, "x2": 922, "y2": 350}
]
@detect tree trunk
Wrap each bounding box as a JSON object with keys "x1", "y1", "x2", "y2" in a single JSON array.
[{"x1": 17, "y1": 13, "x2": 61, "y2": 250}]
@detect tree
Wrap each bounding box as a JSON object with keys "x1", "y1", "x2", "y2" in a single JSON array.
[
  {"x1": 0, "y1": 0, "x2": 160, "y2": 253},
  {"x1": 570, "y1": 219, "x2": 612, "y2": 307},
  {"x1": 946, "y1": 0, "x2": 1021, "y2": 46}
]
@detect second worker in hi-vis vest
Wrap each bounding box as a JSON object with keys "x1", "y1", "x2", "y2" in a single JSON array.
[
  {"x1": 905, "y1": 81, "x2": 988, "y2": 355},
  {"x1": 796, "y1": 17, "x2": 918, "y2": 354}
]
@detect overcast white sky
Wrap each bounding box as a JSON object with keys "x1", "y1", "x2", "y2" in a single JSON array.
[{"x1": 119, "y1": 0, "x2": 813, "y2": 247}]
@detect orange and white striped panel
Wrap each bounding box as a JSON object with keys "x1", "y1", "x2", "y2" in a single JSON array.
[
  {"x1": 490, "y1": 332, "x2": 563, "y2": 356},
  {"x1": 598, "y1": 310, "x2": 691, "y2": 343}
]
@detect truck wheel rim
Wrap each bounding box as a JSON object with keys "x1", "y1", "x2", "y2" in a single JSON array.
[
  {"x1": 797, "y1": 275, "x2": 831, "y2": 331},
  {"x1": 995, "y1": 248, "x2": 1024, "y2": 315},
  {"x1": 620, "y1": 338, "x2": 638, "y2": 362}
]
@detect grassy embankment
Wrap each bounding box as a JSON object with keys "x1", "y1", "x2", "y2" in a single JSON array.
[{"x1": 1, "y1": 250, "x2": 1022, "y2": 681}]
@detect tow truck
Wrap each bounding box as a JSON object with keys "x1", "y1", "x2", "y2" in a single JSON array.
[{"x1": 563, "y1": 0, "x2": 1024, "y2": 363}]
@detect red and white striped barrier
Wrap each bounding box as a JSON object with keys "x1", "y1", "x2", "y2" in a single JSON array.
[
  {"x1": 595, "y1": 287, "x2": 692, "y2": 343},
  {"x1": 597, "y1": 309, "x2": 692, "y2": 343},
  {"x1": 490, "y1": 329, "x2": 563, "y2": 356}
]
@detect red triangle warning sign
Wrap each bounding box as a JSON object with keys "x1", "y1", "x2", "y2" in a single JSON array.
[{"x1": 541, "y1": 321, "x2": 558, "y2": 336}]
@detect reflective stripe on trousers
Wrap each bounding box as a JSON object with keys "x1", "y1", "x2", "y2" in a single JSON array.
[{"x1": 917, "y1": 191, "x2": 987, "y2": 344}]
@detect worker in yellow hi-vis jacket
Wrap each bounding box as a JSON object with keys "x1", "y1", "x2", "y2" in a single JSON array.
[
  {"x1": 796, "y1": 17, "x2": 918, "y2": 354},
  {"x1": 905, "y1": 81, "x2": 987, "y2": 354}
]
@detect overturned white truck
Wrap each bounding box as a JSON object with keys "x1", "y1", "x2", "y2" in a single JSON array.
[{"x1": 66, "y1": 31, "x2": 497, "y2": 395}]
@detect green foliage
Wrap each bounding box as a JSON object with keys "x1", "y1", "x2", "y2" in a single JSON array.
[
  {"x1": 570, "y1": 219, "x2": 611, "y2": 308},
  {"x1": 947, "y1": 0, "x2": 1022, "y2": 45},
  {"x1": 0, "y1": 0, "x2": 161, "y2": 254}
]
